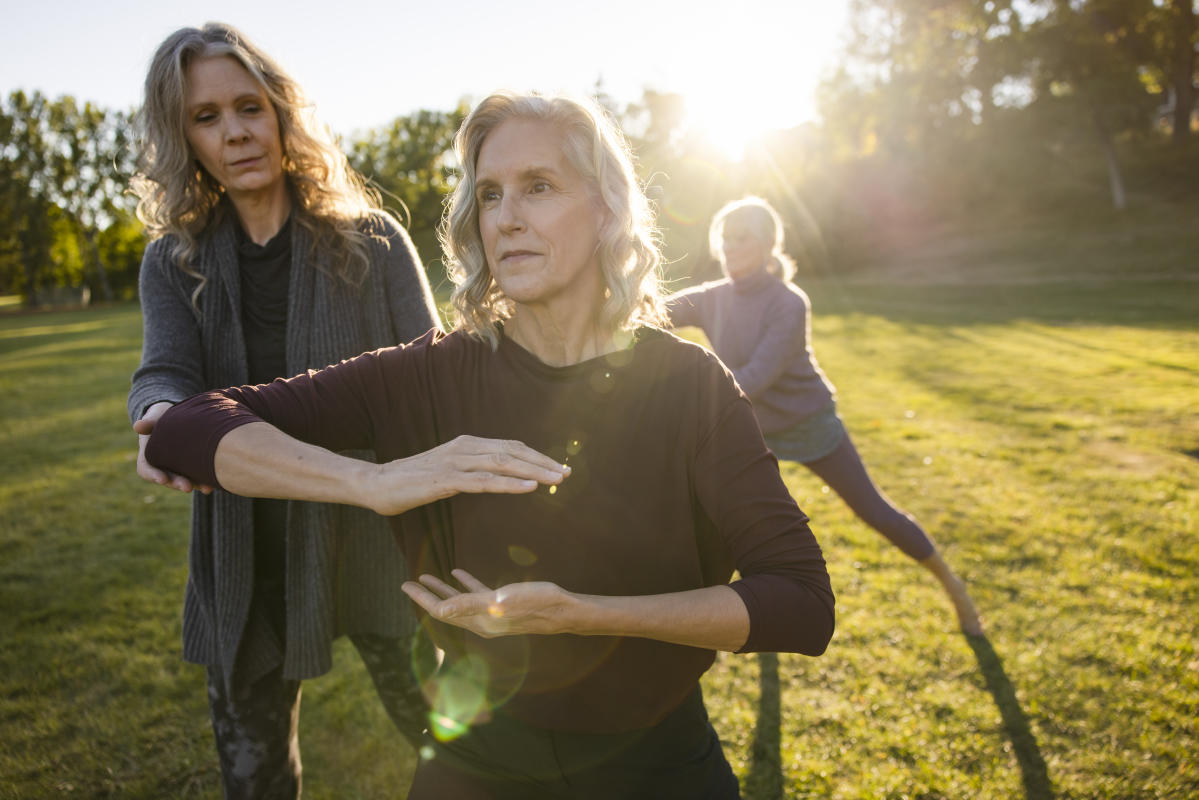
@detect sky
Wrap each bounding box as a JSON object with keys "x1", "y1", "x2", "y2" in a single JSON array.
[{"x1": 4, "y1": 0, "x2": 852, "y2": 157}]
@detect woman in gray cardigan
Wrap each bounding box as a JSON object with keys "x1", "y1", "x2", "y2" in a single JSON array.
[
  {"x1": 127, "y1": 23, "x2": 558, "y2": 798},
  {"x1": 667, "y1": 196, "x2": 982, "y2": 637}
]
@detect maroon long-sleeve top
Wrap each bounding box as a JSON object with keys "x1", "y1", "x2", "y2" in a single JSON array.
[{"x1": 147, "y1": 326, "x2": 834, "y2": 732}]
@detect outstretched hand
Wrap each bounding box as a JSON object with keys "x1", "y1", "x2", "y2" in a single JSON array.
[
  {"x1": 402, "y1": 569, "x2": 577, "y2": 638},
  {"x1": 133, "y1": 402, "x2": 213, "y2": 494},
  {"x1": 365, "y1": 435, "x2": 570, "y2": 516}
]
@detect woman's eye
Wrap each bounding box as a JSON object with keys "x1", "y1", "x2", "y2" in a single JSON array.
[
  {"x1": 530, "y1": 181, "x2": 550, "y2": 194},
  {"x1": 194, "y1": 112, "x2": 217, "y2": 124},
  {"x1": 479, "y1": 189, "x2": 500, "y2": 204}
]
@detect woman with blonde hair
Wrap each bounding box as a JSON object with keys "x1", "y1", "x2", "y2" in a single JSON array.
[
  {"x1": 127, "y1": 23, "x2": 552, "y2": 798},
  {"x1": 667, "y1": 195, "x2": 983, "y2": 636},
  {"x1": 143, "y1": 91, "x2": 835, "y2": 798}
]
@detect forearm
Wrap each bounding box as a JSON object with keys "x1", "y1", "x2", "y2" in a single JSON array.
[
  {"x1": 129, "y1": 244, "x2": 205, "y2": 423},
  {"x1": 566, "y1": 584, "x2": 749, "y2": 652},
  {"x1": 213, "y1": 421, "x2": 376, "y2": 507}
]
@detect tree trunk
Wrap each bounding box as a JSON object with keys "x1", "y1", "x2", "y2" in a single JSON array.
[
  {"x1": 83, "y1": 228, "x2": 113, "y2": 302},
  {"x1": 20, "y1": 255, "x2": 39, "y2": 308},
  {"x1": 1170, "y1": 0, "x2": 1195, "y2": 145},
  {"x1": 17, "y1": 212, "x2": 46, "y2": 309},
  {"x1": 1093, "y1": 109, "x2": 1126, "y2": 211}
]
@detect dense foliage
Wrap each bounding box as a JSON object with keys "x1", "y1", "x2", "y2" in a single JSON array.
[{"x1": 1, "y1": 0, "x2": 1194, "y2": 306}]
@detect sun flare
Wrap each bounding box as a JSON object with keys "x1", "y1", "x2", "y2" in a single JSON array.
[{"x1": 678, "y1": 74, "x2": 814, "y2": 162}]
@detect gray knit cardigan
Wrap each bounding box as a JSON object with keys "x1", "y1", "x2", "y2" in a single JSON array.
[{"x1": 128, "y1": 209, "x2": 440, "y2": 686}]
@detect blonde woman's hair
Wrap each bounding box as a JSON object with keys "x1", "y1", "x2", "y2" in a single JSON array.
[
  {"x1": 709, "y1": 196, "x2": 796, "y2": 281},
  {"x1": 440, "y1": 91, "x2": 664, "y2": 348},
  {"x1": 133, "y1": 22, "x2": 385, "y2": 304}
]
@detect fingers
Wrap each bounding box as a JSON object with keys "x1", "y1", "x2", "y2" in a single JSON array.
[
  {"x1": 417, "y1": 573, "x2": 462, "y2": 599},
  {"x1": 135, "y1": 403, "x2": 190, "y2": 490},
  {"x1": 136, "y1": 437, "x2": 203, "y2": 494},
  {"x1": 448, "y1": 453, "x2": 569, "y2": 488},
  {"x1": 401, "y1": 580, "x2": 443, "y2": 614},
  {"x1": 134, "y1": 401, "x2": 173, "y2": 434},
  {"x1": 403, "y1": 575, "x2": 490, "y2": 625},
  {"x1": 169, "y1": 475, "x2": 196, "y2": 493},
  {"x1": 136, "y1": 434, "x2": 173, "y2": 486},
  {"x1": 448, "y1": 436, "x2": 570, "y2": 482},
  {"x1": 404, "y1": 572, "x2": 495, "y2": 615},
  {"x1": 451, "y1": 569, "x2": 492, "y2": 593},
  {"x1": 136, "y1": 460, "x2": 170, "y2": 486},
  {"x1": 454, "y1": 472, "x2": 539, "y2": 496}
]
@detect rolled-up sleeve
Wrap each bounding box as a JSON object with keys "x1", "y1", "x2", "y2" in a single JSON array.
[
  {"x1": 144, "y1": 339, "x2": 419, "y2": 490},
  {"x1": 692, "y1": 372, "x2": 835, "y2": 656}
]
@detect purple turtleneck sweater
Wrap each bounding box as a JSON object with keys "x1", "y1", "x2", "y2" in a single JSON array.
[{"x1": 666, "y1": 269, "x2": 835, "y2": 434}]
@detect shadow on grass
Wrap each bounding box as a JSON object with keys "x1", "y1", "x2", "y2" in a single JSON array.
[
  {"x1": 967, "y1": 635, "x2": 1055, "y2": 800},
  {"x1": 743, "y1": 652, "x2": 783, "y2": 799}
]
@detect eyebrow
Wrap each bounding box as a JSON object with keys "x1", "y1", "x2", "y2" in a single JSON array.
[
  {"x1": 476, "y1": 164, "x2": 563, "y2": 184},
  {"x1": 186, "y1": 92, "x2": 267, "y2": 112}
]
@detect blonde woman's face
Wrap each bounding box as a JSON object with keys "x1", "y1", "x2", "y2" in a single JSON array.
[
  {"x1": 183, "y1": 55, "x2": 286, "y2": 204},
  {"x1": 721, "y1": 221, "x2": 770, "y2": 279}
]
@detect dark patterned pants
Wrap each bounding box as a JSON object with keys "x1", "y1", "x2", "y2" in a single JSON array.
[{"x1": 206, "y1": 633, "x2": 429, "y2": 800}]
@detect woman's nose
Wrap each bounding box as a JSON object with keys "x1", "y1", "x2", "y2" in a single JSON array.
[
  {"x1": 223, "y1": 116, "x2": 250, "y2": 143},
  {"x1": 497, "y1": 195, "x2": 524, "y2": 231}
]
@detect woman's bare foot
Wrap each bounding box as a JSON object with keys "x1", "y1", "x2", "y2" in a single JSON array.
[{"x1": 920, "y1": 552, "x2": 984, "y2": 636}]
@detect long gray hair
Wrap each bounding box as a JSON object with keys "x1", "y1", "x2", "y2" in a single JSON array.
[
  {"x1": 440, "y1": 92, "x2": 664, "y2": 347},
  {"x1": 132, "y1": 22, "x2": 386, "y2": 305}
]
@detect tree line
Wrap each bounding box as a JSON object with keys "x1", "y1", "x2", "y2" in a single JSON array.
[{"x1": 2, "y1": 0, "x2": 1194, "y2": 307}]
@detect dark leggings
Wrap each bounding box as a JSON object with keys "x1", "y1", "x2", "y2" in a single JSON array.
[
  {"x1": 802, "y1": 433, "x2": 937, "y2": 561},
  {"x1": 205, "y1": 633, "x2": 428, "y2": 800}
]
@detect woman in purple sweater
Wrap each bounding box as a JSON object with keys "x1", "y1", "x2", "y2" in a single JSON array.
[
  {"x1": 146, "y1": 93, "x2": 834, "y2": 798},
  {"x1": 667, "y1": 196, "x2": 981, "y2": 636}
]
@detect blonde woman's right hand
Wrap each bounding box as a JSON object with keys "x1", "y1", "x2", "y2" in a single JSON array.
[{"x1": 134, "y1": 401, "x2": 213, "y2": 494}]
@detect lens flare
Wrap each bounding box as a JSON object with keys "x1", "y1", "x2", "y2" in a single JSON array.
[
  {"x1": 507, "y1": 544, "x2": 538, "y2": 566},
  {"x1": 427, "y1": 654, "x2": 492, "y2": 742}
]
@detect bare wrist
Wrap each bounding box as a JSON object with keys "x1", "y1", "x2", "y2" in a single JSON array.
[{"x1": 350, "y1": 460, "x2": 387, "y2": 513}]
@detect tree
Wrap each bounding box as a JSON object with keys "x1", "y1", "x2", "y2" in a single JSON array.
[
  {"x1": 346, "y1": 107, "x2": 466, "y2": 292},
  {"x1": 1021, "y1": 0, "x2": 1163, "y2": 209},
  {"x1": 0, "y1": 91, "x2": 56, "y2": 304},
  {"x1": 0, "y1": 91, "x2": 140, "y2": 304},
  {"x1": 1162, "y1": 0, "x2": 1196, "y2": 144},
  {"x1": 817, "y1": 0, "x2": 1174, "y2": 212},
  {"x1": 46, "y1": 98, "x2": 137, "y2": 301}
]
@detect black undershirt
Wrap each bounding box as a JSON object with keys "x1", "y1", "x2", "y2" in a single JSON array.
[{"x1": 236, "y1": 217, "x2": 292, "y2": 643}]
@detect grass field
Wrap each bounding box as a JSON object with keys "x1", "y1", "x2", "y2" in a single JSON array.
[{"x1": 1, "y1": 266, "x2": 1196, "y2": 797}]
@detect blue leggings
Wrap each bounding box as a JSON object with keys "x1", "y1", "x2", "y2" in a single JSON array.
[{"x1": 800, "y1": 433, "x2": 937, "y2": 561}]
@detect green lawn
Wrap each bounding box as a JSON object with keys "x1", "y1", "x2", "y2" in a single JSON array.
[{"x1": 1, "y1": 275, "x2": 1195, "y2": 798}]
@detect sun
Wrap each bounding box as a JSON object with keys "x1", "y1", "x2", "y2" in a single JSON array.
[
  {"x1": 646, "y1": 2, "x2": 847, "y2": 162},
  {"x1": 678, "y1": 74, "x2": 816, "y2": 163}
]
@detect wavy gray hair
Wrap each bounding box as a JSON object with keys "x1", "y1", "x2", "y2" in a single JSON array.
[
  {"x1": 709, "y1": 196, "x2": 796, "y2": 281},
  {"x1": 441, "y1": 92, "x2": 664, "y2": 347}
]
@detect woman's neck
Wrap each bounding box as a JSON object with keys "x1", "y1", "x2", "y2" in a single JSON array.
[
  {"x1": 728, "y1": 262, "x2": 775, "y2": 288},
  {"x1": 230, "y1": 182, "x2": 292, "y2": 245},
  {"x1": 506, "y1": 303, "x2": 621, "y2": 367}
]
